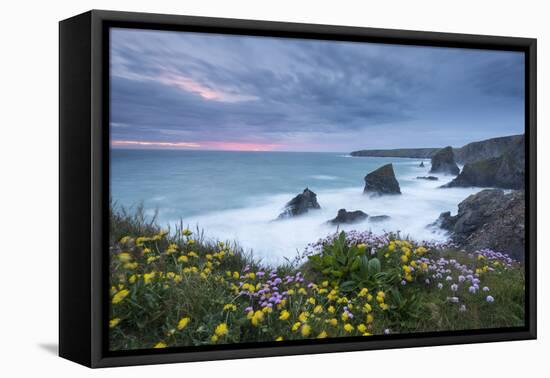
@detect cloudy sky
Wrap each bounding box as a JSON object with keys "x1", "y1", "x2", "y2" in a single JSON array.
[{"x1": 110, "y1": 28, "x2": 525, "y2": 152}]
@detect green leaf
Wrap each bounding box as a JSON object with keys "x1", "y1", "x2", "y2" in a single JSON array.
[{"x1": 368, "y1": 258, "x2": 381, "y2": 275}]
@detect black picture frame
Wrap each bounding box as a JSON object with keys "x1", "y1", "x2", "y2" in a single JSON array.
[{"x1": 59, "y1": 9, "x2": 537, "y2": 368}]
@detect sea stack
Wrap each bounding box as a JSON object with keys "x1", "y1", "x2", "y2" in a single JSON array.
[
  {"x1": 363, "y1": 163, "x2": 401, "y2": 195},
  {"x1": 419, "y1": 161, "x2": 425, "y2": 167},
  {"x1": 328, "y1": 209, "x2": 368, "y2": 225},
  {"x1": 429, "y1": 146, "x2": 460, "y2": 175},
  {"x1": 277, "y1": 188, "x2": 321, "y2": 219}
]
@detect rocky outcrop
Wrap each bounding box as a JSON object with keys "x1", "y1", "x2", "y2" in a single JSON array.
[
  {"x1": 368, "y1": 215, "x2": 390, "y2": 223},
  {"x1": 444, "y1": 147, "x2": 524, "y2": 190},
  {"x1": 350, "y1": 134, "x2": 524, "y2": 165},
  {"x1": 363, "y1": 164, "x2": 401, "y2": 195},
  {"x1": 433, "y1": 189, "x2": 525, "y2": 261},
  {"x1": 417, "y1": 176, "x2": 438, "y2": 181},
  {"x1": 419, "y1": 161, "x2": 425, "y2": 167},
  {"x1": 429, "y1": 146, "x2": 460, "y2": 175},
  {"x1": 454, "y1": 134, "x2": 524, "y2": 164},
  {"x1": 328, "y1": 209, "x2": 368, "y2": 225},
  {"x1": 351, "y1": 148, "x2": 438, "y2": 158},
  {"x1": 277, "y1": 188, "x2": 320, "y2": 219}
]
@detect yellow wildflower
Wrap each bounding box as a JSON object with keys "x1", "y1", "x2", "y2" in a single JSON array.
[
  {"x1": 328, "y1": 318, "x2": 338, "y2": 327},
  {"x1": 366, "y1": 314, "x2": 374, "y2": 324},
  {"x1": 109, "y1": 318, "x2": 121, "y2": 328},
  {"x1": 123, "y1": 262, "x2": 138, "y2": 270},
  {"x1": 223, "y1": 304, "x2": 237, "y2": 312},
  {"x1": 214, "y1": 323, "x2": 228, "y2": 337},
  {"x1": 358, "y1": 288, "x2": 369, "y2": 297},
  {"x1": 275, "y1": 336, "x2": 283, "y2": 341},
  {"x1": 118, "y1": 252, "x2": 132, "y2": 263},
  {"x1": 251, "y1": 311, "x2": 264, "y2": 326},
  {"x1": 287, "y1": 289, "x2": 295, "y2": 295},
  {"x1": 313, "y1": 305, "x2": 323, "y2": 314},
  {"x1": 211, "y1": 335, "x2": 218, "y2": 343},
  {"x1": 317, "y1": 331, "x2": 328, "y2": 339},
  {"x1": 177, "y1": 317, "x2": 190, "y2": 330},
  {"x1": 292, "y1": 322, "x2": 301, "y2": 332},
  {"x1": 178, "y1": 255, "x2": 189, "y2": 263},
  {"x1": 279, "y1": 310, "x2": 290, "y2": 321},
  {"x1": 341, "y1": 312, "x2": 349, "y2": 321},
  {"x1": 308, "y1": 297, "x2": 316, "y2": 305},
  {"x1": 344, "y1": 323, "x2": 354, "y2": 332},
  {"x1": 182, "y1": 228, "x2": 192, "y2": 236},
  {"x1": 400, "y1": 255, "x2": 409, "y2": 263},
  {"x1": 154, "y1": 341, "x2": 167, "y2": 348},
  {"x1": 112, "y1": 289, "x2": 129, "y2": 304},
  {"x1": 298, "y1": 311, "x2": 309, "y2": 322},
  {"x1": 322, "y1": 281, "x2": 329, "y2": 287},
  {"x1": 357, "y1": 324, "x2": 367, "y2": 333},
  {"x1": 300, "y1": 324, "x2": 311, "y2": 337},
  {"x1": 328, "y1": 305, "x2": 336, "y2": 313}
]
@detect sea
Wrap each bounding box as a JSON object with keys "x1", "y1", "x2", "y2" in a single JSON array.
[{"x1": 111, "y1": 149, "x2": 483, "y2": 264}]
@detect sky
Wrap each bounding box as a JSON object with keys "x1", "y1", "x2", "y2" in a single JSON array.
[{"x1": 110, "y1": 28, "x2": 525, "y2": 152}]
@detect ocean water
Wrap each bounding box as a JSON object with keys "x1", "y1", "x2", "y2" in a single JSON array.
[{"x1": 111, "y1": 149, "x2": 483, "y2": 264}]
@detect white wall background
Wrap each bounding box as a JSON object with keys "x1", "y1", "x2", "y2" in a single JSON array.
[{"x1": 0, "y1": 0, "x2": 547, "y2": 375}]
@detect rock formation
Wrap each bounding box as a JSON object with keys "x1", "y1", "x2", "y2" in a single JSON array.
[
  {"x1": 368, "y1": 215, "x2": 390, "y2": 223},
  {"x1": 433, "y1": 189, "x2": 525, "y2": 261},
  {"x1": 328, "y1": 209, "x2": 368, "y2": 225},
  {"x1": 444, "y1": 149, "x2": 524, "y2": 190},
  {"x1": 363, "y1": 164, "x2": 401, "y2": 195},
  {"x1": 429, "y1": 146, "x2": 460, "y2": 175},
  {"x1": 419, "y1": 161, "x2": 425, "y2": 167},
  {"x1": 417, "y1": 176, "x2": 438, "y2": 181},
  {"x1": 277, "y1": 188, "x2": 321, "y2": 219}
]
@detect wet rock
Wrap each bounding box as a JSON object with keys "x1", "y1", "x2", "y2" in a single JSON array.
[
  {"x1": 277, "y1": 188, "x2": 321, "y2": 219},
  {"x1": 429, "y1": 146, "x2": 460, "y2": 175},
  {"x1": 328, "y1": 209, "x2": 368, "y2": 225},
  {"x1": 363, "y1": 164, "x2": 401, "y2": 195}
]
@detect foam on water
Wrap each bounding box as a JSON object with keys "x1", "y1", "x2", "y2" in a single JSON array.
[{"x1": 175, "y1": 173, "x2": 481, "y2": 265}]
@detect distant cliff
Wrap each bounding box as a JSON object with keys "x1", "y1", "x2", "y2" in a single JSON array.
[
  {"x1": 350, "y1": 134, "x2": 524, "y2": 164},
  {"x1": 350, "y1": 148, "x2": 438, "y2": 159}
]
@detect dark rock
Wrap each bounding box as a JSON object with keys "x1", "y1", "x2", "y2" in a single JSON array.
[
  {"x1": 419, "y1": 161, "x2": 425, "y2": 167},
  {"x1": 363, "y1": 164, "x2": 401, "y2": 195},
  {"x1": 350, "y1": 148, "x2": 438, "y2": 159},
  {"x1": 417, "y1": 176, "x2": 439, "y2": 181},
  {"x1": 433, "y1": 189, "x2": 525, "y2": 261},
  {"x1": 429, "y1": 146, "x2": 460, "y2": 175},
  {"x1": 277, "y1": 188, "x2": 321, "y2": 219},
  {"x1": 368, "y1": 215, "x2": 390, "y2": 223},
  {"x1": 328, "y1": 209, "x2": 368, "y2": 225},
  {"x1": 454, "y1": 134, "x2": 524, "y2": 164},
  {"x1": 444, "y1": 150, "x2": 524, "y2": 190}
]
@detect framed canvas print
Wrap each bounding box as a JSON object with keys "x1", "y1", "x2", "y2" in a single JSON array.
[{"x1": 59, "y1": 10, "x2": 537, "y2": 368}]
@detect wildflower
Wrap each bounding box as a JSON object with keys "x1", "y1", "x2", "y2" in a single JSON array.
[
  {"x1": 223, "y1": 304, "x2": 237, "y2": 312},
  {"x1": 251, "y1": 311, "x2": 264, "y2": 326},
  {"x1": 178, "y1": 255, "x2": 189, "y2": 263},
  {"x1": 154, "y1": 341, "x2": 167, "y2": 348},
  {"x1": 287, "y1": 289, "x2": 295, "y2": 295},
  {"x1": 384, "y1": 329, "x2": 391, "y2": 335},
  {"x1": 322, "y1": 281, "x2": 329, "y2": 287},
  {"x1": 211, "y1": 335, "x2": 218, "y2": 343},
  {"x1": 327, "y1": 305, "x2": 336, "y2": 314},
  {"x1": 301, "y1": 324, "x2": 312, "y2": 337},
  {"x1": 317, "y1": 331, "x2": 328, "y2": 339},
  {"x1": 357, "y1": 324, "x2": 367, "y2": 333},
  {"x1": 313, "y1": 305, "x2": 323, "y2": 314},
  {"x1": 109, "y1": 318, "x2": 121, "y2": 328},
  {"x1": 357, "y1": 244, "x2": 367, "y2": 252},
  {"x1": 177, "y1": 317, "x2": 190, "y2": 330},
  {"x1": 308, "y1": 297, "x2": 316, "y2": 305},
  {"x1": 341, "y1": 312, "x2": 349, "y2": 321},
  {"x1": 344, "y1": 323, "x2": 354, "y2": 332},
  {"x1": 468, "y1": 286, "x2": 477, "y2": 294},
  {"x1": 214, "y1": 323, "x2": 228, "y2": 337},
  {"x1": 128, "y1": 274, "x2": 137, "y2": 284},
  {"x1": 279, "y1": 310, "x2": 290, "y2": 321},
  {"x1": 363, "y1": 303, "x2": 372, "y2": 313},
  {"x1": 328, "y1": 318, "x2": 338, "y2": 327},
  {"x1": 118, "y1": 252, "x2": 132, "y2": 263},
  {"x1": 437, "y1": 283, "x2": 444, "y2": 289},
  {"x1": 146, "y1": 256, "x2": 159, "y2": 264},
  {"x1": 358, "y1": 288, "x2": 369, "y2": 297},
  {"x1": 292, "y1": 322, "x2": 301, "y2": 332},
  {"x1": 483, "y1": 286, "x2": 490, "y2": 292},
  {"x1": 298, "y1": 288, "x2": 307, "y2": 295},
  {"x1": 298, "y1": 311, "x2": 309, "y2": 322},
  {"x1": 486, "y1": 295, "x2": 495, "y2": 303},
  {"x1": 366, "y1": 314, "x2": 374, "y2": 324},
  {"x1": 182, "y1": 229, "x2": 192, "y2": 236},
  {"x1": 450, "y1": 284, "x2": 459, "y2": 292},
  {"x1": 112, "y1": 289, "x2": 130, "y2": 304},
  {"x1": 275, "y1": 336, "x2": 283, "y2": 341},
  {"x1": 400, "y1": 255, "x2": 409, "y2": 263},
  {"x1": 123, "y1": 262, "x2": 138, "y2": 270},
  {"x1": 459, "y1": 305, "x2": 467, "y2": 312},
  {"x1": 119, "y1": 236, "x2": 131, "y2": 244}
]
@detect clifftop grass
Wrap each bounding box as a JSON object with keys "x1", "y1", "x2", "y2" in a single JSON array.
[{"x1": 109, "y1": 208, "x2": 525, "y2": 351}]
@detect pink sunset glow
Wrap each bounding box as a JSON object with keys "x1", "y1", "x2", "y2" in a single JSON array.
[{"x1": 111, "y1": 140, "x2": 286, "y2": 152}]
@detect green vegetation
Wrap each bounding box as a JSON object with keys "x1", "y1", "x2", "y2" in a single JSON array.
[{"x1": 109, "y1": 207, "x2": 525, "y2": 351}]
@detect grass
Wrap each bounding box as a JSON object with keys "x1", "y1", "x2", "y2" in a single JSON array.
[{"x1": 108, "y1": 206, "x2": 525, "y2": 351}]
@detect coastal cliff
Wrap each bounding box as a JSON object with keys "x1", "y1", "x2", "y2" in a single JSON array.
[{"x1": 350, "y1": 134, "x2": 524, "y2": 165}]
